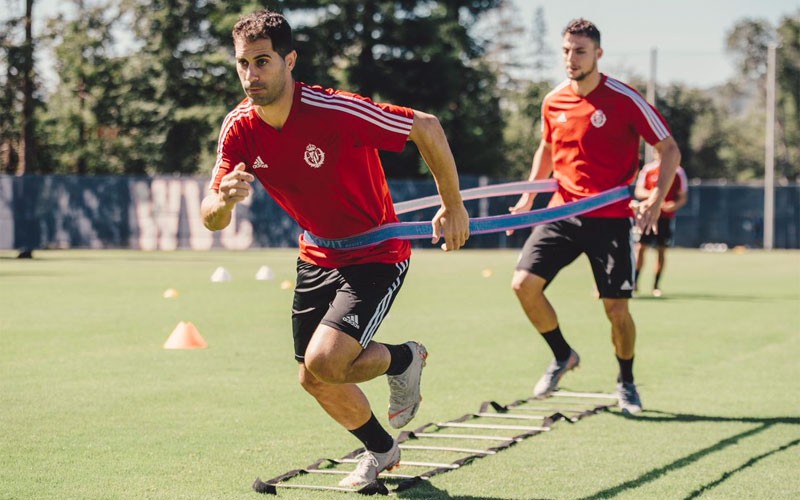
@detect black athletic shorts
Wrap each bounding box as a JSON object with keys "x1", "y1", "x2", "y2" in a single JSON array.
[
  {"x1": 516, "y1": 217, "x2": 635, "y2": 299},
  {"x1": 639, "y1": 217, "x2": 675, "y2": 247},
  {"x1": 291, "y1": 258, "x2": 410, "y2": 362}
]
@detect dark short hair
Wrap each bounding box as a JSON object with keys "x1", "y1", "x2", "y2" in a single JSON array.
[
  {"x1": 562, "y1": 18, "x2": 601, "y2": 47},
  {"x1": 232, "y1": 10, "x2": 294, "y2": 57}
]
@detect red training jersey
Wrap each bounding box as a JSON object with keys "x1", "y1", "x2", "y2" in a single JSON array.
[
  {"x1": 541, "y1": 74, "x2": 672, "y2": 217},
  {"x1": 210, "y1": 81, "x2": 414, "y2": 268},
  {"x1": 636, "y1": 162, "x2": 688, "y2": 219}
]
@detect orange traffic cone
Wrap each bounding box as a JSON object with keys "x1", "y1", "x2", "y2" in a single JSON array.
[{"x1": 163, "y1": 321, "x2": 208, "y2": 349}]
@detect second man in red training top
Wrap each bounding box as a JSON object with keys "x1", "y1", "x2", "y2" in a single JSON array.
[{"x1": 508, "y1": 18, "x2": 681, "y2": 414}]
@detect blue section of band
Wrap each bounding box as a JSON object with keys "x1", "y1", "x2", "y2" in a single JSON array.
[{"x1": 304, "y1": 185, "x2": 634, "y2": 250}]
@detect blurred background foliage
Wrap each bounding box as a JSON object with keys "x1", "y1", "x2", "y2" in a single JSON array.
[{"x1": 0, "y1": 0, "x2": 798, "y2": 181}]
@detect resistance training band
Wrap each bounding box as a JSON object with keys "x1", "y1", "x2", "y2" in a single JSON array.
[
  {"x1": 303, "y1": 183, "x2": 634, "y2": 250},
  {"x1": 393, "y1": 179, "x2": 558, "y2": 214}
]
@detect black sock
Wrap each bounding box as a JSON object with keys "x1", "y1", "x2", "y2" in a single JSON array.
[
  {"x1": 383, "y1": 343, "x2": 412, "y2": 376},
  {"x1": 348, "y1": 413, "x2": 394, "y2": 453},
  {"x1": 617, "y1": 356, "x2": 634, "y2": 384},
  {"x1": 654, "y1": 272, "x2": 662, "y2": 289},
  {"x1": 541, "y1": 326, "x2": 572, "y2": 362}
]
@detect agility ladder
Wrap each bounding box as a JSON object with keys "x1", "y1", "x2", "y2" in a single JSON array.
[
  {"x1": 303, "y1": 181, "x2": 634, "y2": 250},
  {"x1": 252, "y1": 390, "x2": 619, "y2": 495}
]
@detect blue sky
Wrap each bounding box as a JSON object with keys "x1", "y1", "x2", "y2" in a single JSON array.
[
  {"x1": 7, "y1": 0, "x2": 799, "y2": 89},
  {"x1": 513, "y1": 0, "x2": 798, "y2": 87}
]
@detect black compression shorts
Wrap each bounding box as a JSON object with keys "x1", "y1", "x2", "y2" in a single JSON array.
[
  {"x1": 516, "y1": 217, "x2": 635, "y2": 299},
  {"x1": 291, "y1": 258, "x2": 410, "y2": 362}
]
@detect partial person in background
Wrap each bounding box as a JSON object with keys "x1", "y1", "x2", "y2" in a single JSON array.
[
  {"x1": 201, "y1": 9, "x2": 470, "y2": 489},
  {"x1": 634, "y1": 151, "x2": 689, "y2": 297},
  {"x1": 507, "y1": 18, "x2": 681, "y2": 414}
]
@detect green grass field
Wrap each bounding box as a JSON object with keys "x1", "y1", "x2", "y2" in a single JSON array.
[{"x1": 1, "y1": 248, "x2": 798, "y2": 500}]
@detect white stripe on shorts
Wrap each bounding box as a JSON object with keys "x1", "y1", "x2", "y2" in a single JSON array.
[{"x1": 359, "y1": 259, "x2": 409, "y2": 347}]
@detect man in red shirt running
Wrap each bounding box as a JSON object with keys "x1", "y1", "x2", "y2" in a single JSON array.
[
  {"x1": 508, "y1": 18, "x2": 681, "y2": 414},
  {"x1": 634, "y1": 151, "x2": 689, "y2": 297},
  {"x1": 201, "y1": 10, "x2": 470, "y2": 488}
]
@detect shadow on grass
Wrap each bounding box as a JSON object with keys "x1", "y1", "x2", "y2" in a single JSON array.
[
  {"x1": 576, "y1": 410, "x2": 800, "y2": 500},
  {"x1": 634, "y1": 292, "x2": 798, "y2": 303},
  {"x1": 396, "y1": 480, "x2": 554, "y2": 500}
]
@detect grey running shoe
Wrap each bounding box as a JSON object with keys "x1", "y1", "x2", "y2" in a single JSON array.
[
  {"x1": 617, "y1": 381, "x2": 643, "y2": 414},
  {"x1": 338, "y1": 441, "x2": 400, "y2": 488},
  {"x1": 532, "y1": 349, "x2": 580, "y2": 398},
  {"x1": 387, "y1": 341, "x2": 428, "y2": 429}
]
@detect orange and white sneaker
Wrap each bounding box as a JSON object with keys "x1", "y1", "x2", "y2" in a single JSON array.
[{"x1": 387, "y1": 341, "x2": 428, "y2": 429}]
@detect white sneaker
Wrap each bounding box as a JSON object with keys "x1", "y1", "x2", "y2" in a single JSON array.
[
  {"x1": 338, "y1": 441, "x2": 400, "y2": 488},
  {"x1": 533, "y1": 349, "x2": 580, "y2": 398},
  {"x1": 387, "y1": 341, "x2": 428, "y2": 429},
  {"x1": 617, "y1": 381, "x2": 643, "y2": 414}
]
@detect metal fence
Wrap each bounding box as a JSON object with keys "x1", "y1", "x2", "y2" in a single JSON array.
[{"x1": 1, "y1": 175, "x2": 798, "y2": 251}]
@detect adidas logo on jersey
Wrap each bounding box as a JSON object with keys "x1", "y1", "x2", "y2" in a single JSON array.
[
  {"x1": 252, "y1": 156, "x2": 268, "y2": 169},
  {"x1": 342, "y1": 314, "x2": 360, "y2": 329},
  {"x1": 557, "y1": 112, "x2": 567, "y2": 123}
]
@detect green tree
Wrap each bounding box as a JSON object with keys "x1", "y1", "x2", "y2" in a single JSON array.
[
  {"x1": 480, "y1": 0, "x2": 528, "y2": 91},
  {"x1": 275, "y1": 0, "x2": 505, "y2": 177},
  {"x1": 19, "y1": 0, "x2": 36, "y2": 175},
  {"x1": 0, "y1": 0, "x2": 37, "y2": 174},
  {"x1": 117, "y1": 0, "x2": 252, "y2": 174},
  {"x1": 0, "y1": 17, "x2": 23, "y2": 173},
  {"x1": 529, "y1": 6, "x2": 553, "y2": 78},
  {"x1": 775, "y1": 12, "x2": 800, "y2": 179},
  {"x1": 725, "y1": 13, "x2": 800, "y2": 180},
  {"x1": 501, "y1": 80, "x2": 551, "y2": 179},
  {"x1": 511, "y1": 5, "x2": 555, "y2": 178},
  {"x1": 655, "y1": 84, "x2": 727, "y2": 179},
  {"x1": 726, "y1": 18, "x2": 775, "y2": 81},
  {"x1": 28, "y1": 0, "x2": 505, "y2": 178},
  {"x1": 39, "y1": 1, "x2": 126, "y2": 174}
]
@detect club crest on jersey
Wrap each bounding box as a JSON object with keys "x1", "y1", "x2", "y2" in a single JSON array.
[
  {"x1": 591, "y1": 109, "x2": 607, "y2": 128},
  {"x1": 304, "y1": 144, "x2": 326, "y2": 168}
]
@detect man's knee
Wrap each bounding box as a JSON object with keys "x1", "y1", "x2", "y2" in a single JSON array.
[
  {"x1": 299, "y1": 362, "x2": 345, "y2": 399},
  {"x1": 304, "y1": 351, "x2": 349, "y2": 384},
  {"x1": 511, "y1": 270, "x2": 544, "y2": 298},
  {"x1": 298, "y1": 365, "x2": 322, "y2": 394},
  {"x1": 603, "y1": 299, "x2": 631, "y2": 324}
]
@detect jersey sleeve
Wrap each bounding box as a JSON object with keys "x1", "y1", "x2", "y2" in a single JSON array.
[
  {"x1": 634, "y1": 102, "x2": 672, "y2": 146},
  {"x1": 540, "y1": 98, "x2": 552, "y2": 143},
  {"x1": 208, "y1": 108, "x2": 247, "y2": 191},
  {"x1": 328, "y1": 89, "x2": 414, "y2": 152},
  {"x1": 606, "y1": 77, "x2": 672, "y2": 146},
  {"x1": 625, "y1": 96, "x2": 672, "y2": 146}
]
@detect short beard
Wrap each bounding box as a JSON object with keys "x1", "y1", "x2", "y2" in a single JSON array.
[
  {"x1": 248, "y1": 93, "x2": 277, "y2": 106},
  {"x1": 247, "y1": 80, "x2": 285, "y2": 106},
  {"x1": 568, "y1": 60, "x2": 597, "y2": 82}
]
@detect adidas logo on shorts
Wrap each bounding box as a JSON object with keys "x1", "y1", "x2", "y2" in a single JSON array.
[{"x1": 342, "y1": 314, "x2": 360, "y2": 329}]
